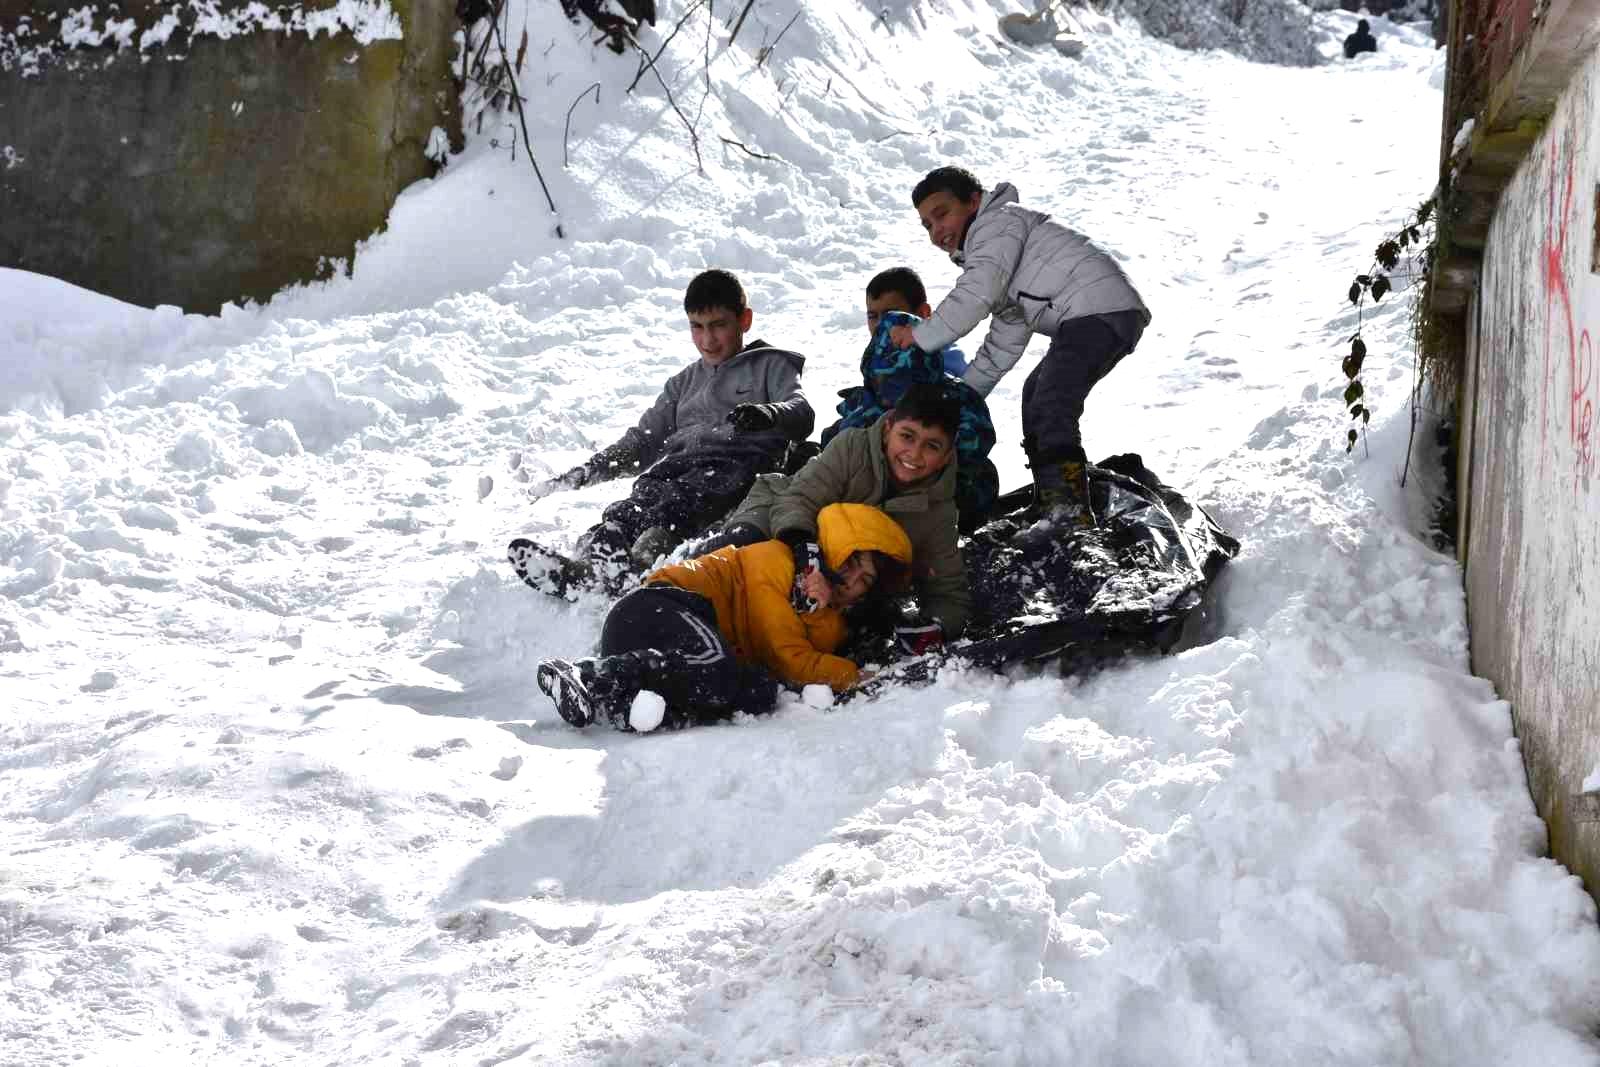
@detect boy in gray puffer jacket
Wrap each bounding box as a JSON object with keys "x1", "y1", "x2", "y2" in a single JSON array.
[
  {"x1": 511, "y1": 269, "x2": 814, "y2": 598},
  {"x1": 889, "y1": 166, "x2": 1150, "y2": 528}
]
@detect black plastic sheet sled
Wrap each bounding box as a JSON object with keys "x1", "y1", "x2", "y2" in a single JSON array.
[{"x1": 846, "y1": 453, "x2": 1240, "y2": 696}]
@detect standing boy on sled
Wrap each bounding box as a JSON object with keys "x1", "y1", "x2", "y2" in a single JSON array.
[
  {"x1": 511, "y1": 269, "x2": 814, "y2": 597},
  {"x1": 890, "y1": 166, "x2": 1150, "y2": 527}
]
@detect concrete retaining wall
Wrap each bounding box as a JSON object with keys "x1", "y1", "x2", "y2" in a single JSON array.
[
  {"x1": 1465, "y1": 39, "x2": 1600, "y2": 893},
  {"x1": 0, "y1": 0, "x2": 461, "y2": 313}
]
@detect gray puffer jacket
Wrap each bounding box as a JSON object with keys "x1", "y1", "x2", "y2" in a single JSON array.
[
  {"x1": 910, "y1": 183, "x2": 1150, "y2": 397},
  {"x1": 586, "y1": 338, "x2": 814, "y2": 477}
]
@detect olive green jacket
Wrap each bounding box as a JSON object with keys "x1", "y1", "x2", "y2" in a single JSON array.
[{"x1": 725, "y1": 418, "x2": 971, "y2": 636}]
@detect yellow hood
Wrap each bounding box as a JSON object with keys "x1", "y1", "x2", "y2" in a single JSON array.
[{"x1": 816, "y1": 503, "x2": 913, "y2": 573}]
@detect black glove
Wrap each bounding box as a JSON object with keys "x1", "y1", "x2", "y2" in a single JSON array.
[
  {"x1": 531, "y1": 464, "x2": 589, "y2": 500},
  {"x1": 727, "y1": 403, "x2": 777, "y2": 433},
  {"x1": 894, "y1": 620, "x2": 945, "y2": 657}
]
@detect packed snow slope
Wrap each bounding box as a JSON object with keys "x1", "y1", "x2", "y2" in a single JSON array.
[{"x1": 4, "y1": 3, "x2": 1599, "y2": 1064}]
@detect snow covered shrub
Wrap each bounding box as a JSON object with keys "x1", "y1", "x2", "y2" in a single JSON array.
[{"x1": 1111, "y1": 0, "x2": 1319, "y2": 65}]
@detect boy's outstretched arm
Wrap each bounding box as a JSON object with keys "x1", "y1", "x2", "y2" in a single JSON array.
[
  {"x1": 961, "y1": 310, "x2": 1034, "y2": 398},
  {"x1": 568, "y1": 369, "x2": 687, "y2": 487},
  {"x1": 910, "y1": 215, "x2": 1027, "y2": 356}
]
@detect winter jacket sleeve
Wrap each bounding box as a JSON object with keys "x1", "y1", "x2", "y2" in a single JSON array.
[
  {"x1": 758, "y1": 351, "x2": 815, "y2": 442},
  {"x1": 584, "y1": 367, "x2": 686, "y2": 480},
  {"x1": 767, "y1": 429, "x2": 856, "y2": 540},
  {"x1": 962, "y1": 306, "x2": 1035, "y2": 398},
  {"x1": 742, "y1": 544, "x2": 857, "y2": 690},
  {"x1": 911, "y1": 210, "x2": 1029, "y2": 358},
  {"x1": 916, "y1": 497, "x2": 971, "y2": 637}
]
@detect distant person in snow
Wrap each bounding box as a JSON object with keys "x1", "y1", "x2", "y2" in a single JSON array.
[
  {"x1": 1343, "y1": 19, "x2": 1378, "y2": 58},
  {"x1": 702, "y1": 382, "x2": 974, "y2": 656},
  {"x1": 511, "y1": 269, "x2": 814, "y2": 598},
  {"x1": 535, "y1": 503, "x2": 912, "y2": 732},
  {"x1": 891, "y1": 166, "x2": 1150, "y2": 529}
]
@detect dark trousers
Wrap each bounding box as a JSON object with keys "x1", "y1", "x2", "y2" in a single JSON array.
[
  {"x1": 594, "y1": 447, "x2": 780, "y2": 557},
  {"x1": 598, "y1": 585, "x2": 781, "y2": 725},
  {"x1": 1021, "y1": 310, "x2": 1145, "y2": 464}
]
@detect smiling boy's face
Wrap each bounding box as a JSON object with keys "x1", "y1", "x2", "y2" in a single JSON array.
[
  {"x1": 881, "y1": 414, "x2": 954, "y2": 488},
  {"x1": 865, "y1": 290, "x2": 933, "y2": 335},
  {"x1": 916, "y1": 190, "x2": 983, "y2": 256},
  {"x1": 687, "y1": 305, "x2": 753, "y2": 366}
]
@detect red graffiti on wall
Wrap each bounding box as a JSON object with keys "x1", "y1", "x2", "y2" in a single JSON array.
[{"x1": 1540, "y1": 139, "x2": 1596, "y2": 491}]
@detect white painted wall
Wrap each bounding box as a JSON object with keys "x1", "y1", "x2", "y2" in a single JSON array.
[{"x1": 1467, "y1": 42, "x2": 1600, "y2": 881}]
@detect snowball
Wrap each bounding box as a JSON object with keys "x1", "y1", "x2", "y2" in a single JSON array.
[
  {"x1": 801, "y1": 684, "x2": 834, "y2": 710},
  {"x1": 169, "y1": 429, "x2": 218, "y2": 470},
  {"x1": 81, "y1": 671, "x2": 117, "y2": 692},
  {"x1": 629, "y1": 690, "x2": 667, "y2": 732},
  {"x1": 252, "y1": 418, "x2": 304, "y2": 457},
  {"x1": 121, "y1": 502, "x2": 179, "y2": 531}
]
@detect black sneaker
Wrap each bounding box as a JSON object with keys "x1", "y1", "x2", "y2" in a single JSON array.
[
  {"x1": 536, "y1": 658, "x2": 597, "y2": 727},
  {"x1": 584, "y1": 523, "x2": 637, "y2": 596},
  {"x1": 508, "y1": 538, "x2": 591, "y2": 601}
]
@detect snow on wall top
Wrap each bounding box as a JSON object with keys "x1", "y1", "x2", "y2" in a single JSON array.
[{"x1": 0, "y1": 0, "x2": 403, "y2": 77}]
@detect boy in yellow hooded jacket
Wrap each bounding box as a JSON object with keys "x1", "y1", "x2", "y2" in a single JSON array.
[{"x1": 536, "y1": 503, "x2": 912, "y2": 732}]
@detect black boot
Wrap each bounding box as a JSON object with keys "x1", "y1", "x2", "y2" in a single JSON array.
[
  {"x1": 537, "y1": 653, "x2": 661, "y2": 731},
  {"x1": 1030, "y1": 456, "x2": 1095, "y2": 528},
  {"x1": 536, "y1": 657, "x2": 601, "y2": 726},
  {"x1": 509, "y1": 539, "x2": 592, "y2": 600},
  {"x1": 581, "y1": 522, "x2": 636, "y2": 596}
]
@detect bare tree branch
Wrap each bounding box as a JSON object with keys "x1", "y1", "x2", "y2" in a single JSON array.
[
  {"x1": 726, "y1": 0, "x2": 757, "y2": 49},
  {"x1": 704, "y1": 0, "x2": 714, "y2": 90},
  {"x1": 719, "y1": 136, "x2": 785, "y2": 163},
  {"x1": 628, "y1": 0, "x2": 710, "y2": 93},
  {"x1": 490, "y1": 7, "x2": 564, "y2": 236},
  {"x1": 628, "y1": 31, "x2": 705, "y2": 173},
  {"x1": 756, "y1": 10, "x2": 800, "y2": 68},
  {"x1": 564, "y1": 82, "x2": 602, "y2": 167}
]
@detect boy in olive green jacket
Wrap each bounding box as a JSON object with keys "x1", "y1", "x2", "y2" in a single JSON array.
[{"x1": 714, "y1": 382, "x2": 970, "y2": 653}]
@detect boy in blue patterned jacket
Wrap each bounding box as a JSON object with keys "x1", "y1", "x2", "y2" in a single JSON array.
[{"x1": 826, "y1": 269, "x2": 999, "y2": 527}]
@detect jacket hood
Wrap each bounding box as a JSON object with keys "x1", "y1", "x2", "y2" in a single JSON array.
[
  {"x1": 953, "y1": 183, "x2": 1020, "y2": 265},
  {"x1": 816, "y1": 503, "x2": 913, "y2": 573}
]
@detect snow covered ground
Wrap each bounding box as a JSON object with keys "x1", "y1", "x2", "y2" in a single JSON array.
[{"x1": 5, "y1": 2, "x2": 1600, "y2": 1063}]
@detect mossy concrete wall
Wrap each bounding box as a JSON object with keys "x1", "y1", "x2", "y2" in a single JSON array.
[
  {"x1": 0, "y1": 0, "x2": 461, "y2": 313},
  {"x1": 1463, "y1": 39, "x2": 1600, "y2": 900}
]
